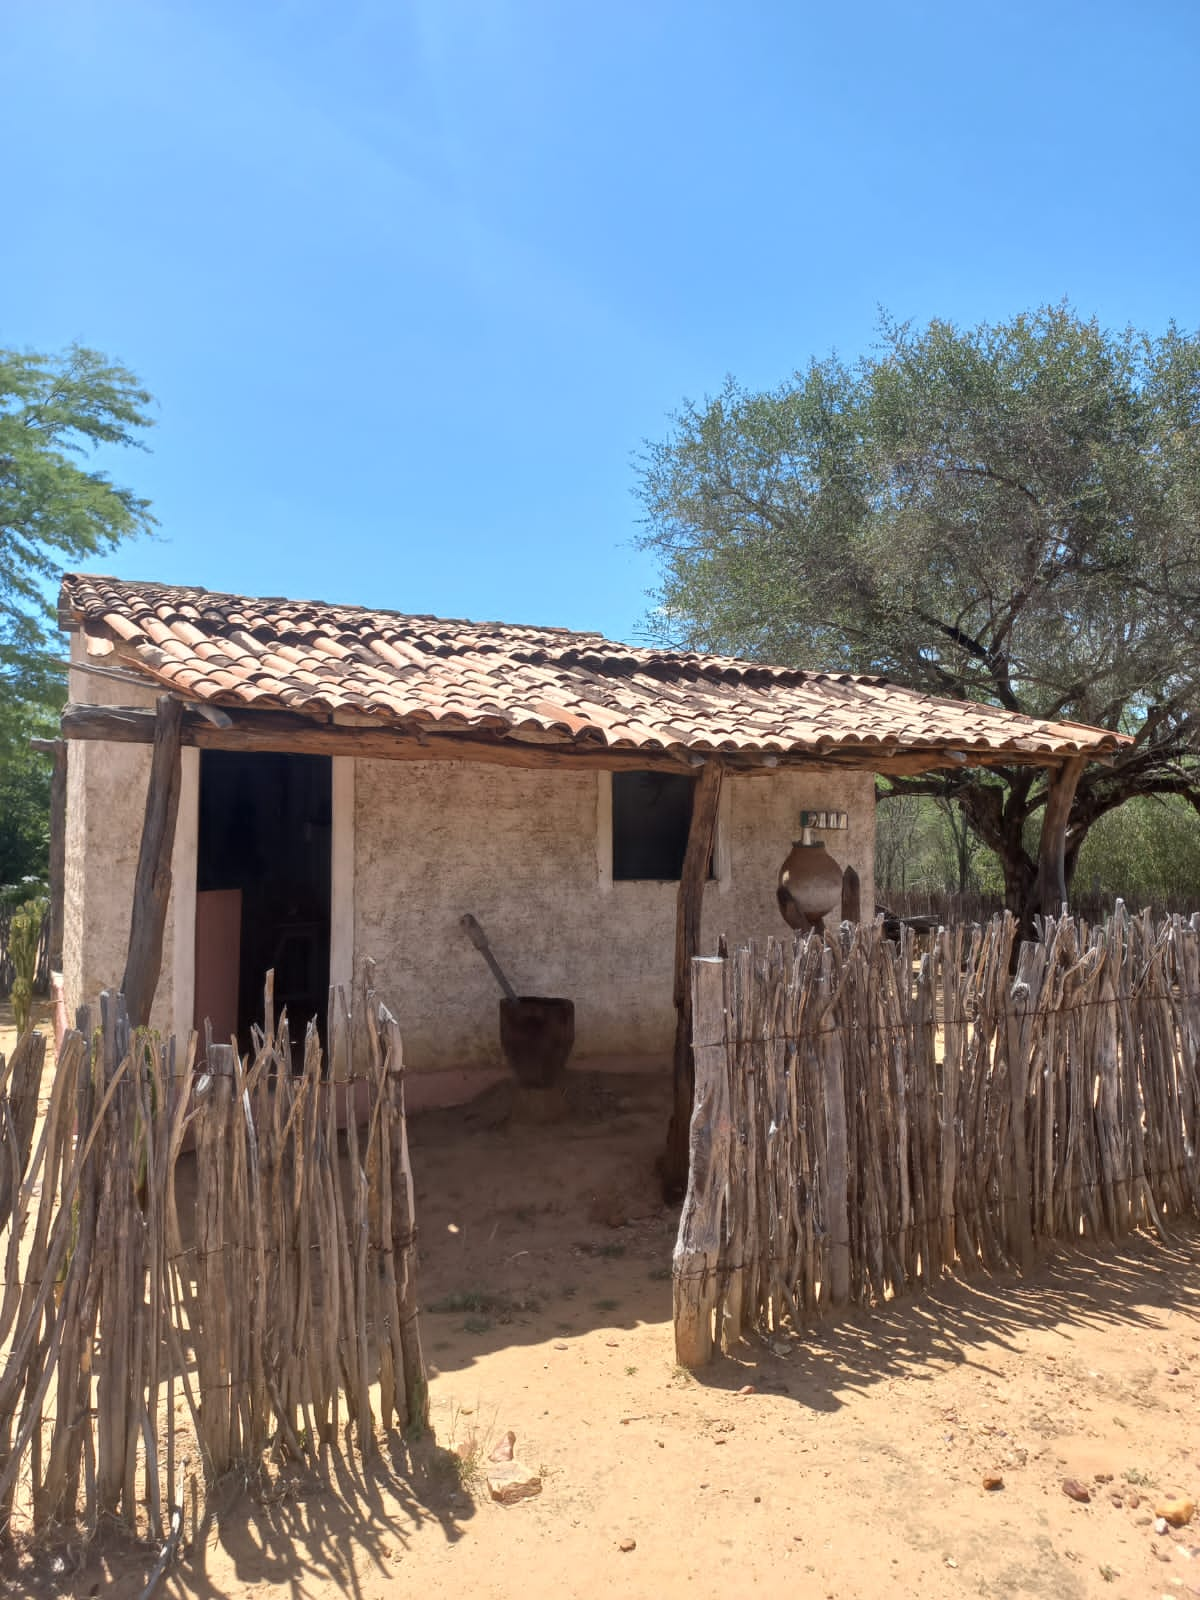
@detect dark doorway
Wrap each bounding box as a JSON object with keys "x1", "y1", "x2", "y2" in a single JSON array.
[{"x1": 195, "y1": 750, "x2": 332, "y2": 1049}]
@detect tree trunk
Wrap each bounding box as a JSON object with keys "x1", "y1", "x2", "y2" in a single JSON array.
[
  {"x1": 998, "y1": 844, "x2": 1040, "y2": 938},
  {"x1": 890, "y1": 753, "x2": 1176, "y2": 935},
  {"x1": 1063, "y1": 837, "x2": 1083, "y2": 897},
  {"x1": 973, "y1": 759, "x2": 1086, "y2": 934},
  {"x1": 956, "y1": 769, "x2": 1046, "y2": 935}
]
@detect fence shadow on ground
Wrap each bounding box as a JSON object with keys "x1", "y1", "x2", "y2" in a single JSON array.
[
  {"x1": 7, "y1": 1434, "x2": 476, "y2": 1600},
  {"x1": 690, "y1": 1223, "x2": 1200, "y2": 1414},
  {"x1": 171, "y1": 1433, "x2": 474, "y2": 1600}
]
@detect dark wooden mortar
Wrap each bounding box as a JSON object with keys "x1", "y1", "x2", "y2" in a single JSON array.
[{"x1": 498, "y1": 996, "x2": 576, "y2": 1088}]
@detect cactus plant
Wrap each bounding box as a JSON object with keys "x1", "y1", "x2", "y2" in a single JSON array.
[{"x1": 9, "y1": 897, "x2": 47, "y2": 1037}]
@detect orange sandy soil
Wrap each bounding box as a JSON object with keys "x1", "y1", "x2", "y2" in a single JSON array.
[{"x1": 4, "y1": 1037, "x2": 1200, "y2": 1600}]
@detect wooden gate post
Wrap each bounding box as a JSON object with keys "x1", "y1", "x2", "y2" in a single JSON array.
[
  {"x1": 122, "y1": 696, "x2": 184, "y2": 1029},
  {"x1": 382, "y1": 1012, "x2": 428, "y2": 1432},
  {"x1": 1001, "y1": 942, "x2": 1043, "y2": 1273},
  {"x1": 662, "y1": 760, "x2": 724, "y2": 1199},
  {"x1": 672, "y1": 955, "x2": 730, "y2": 1368}
]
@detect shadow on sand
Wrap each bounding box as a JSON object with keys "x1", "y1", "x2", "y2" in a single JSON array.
[
  {"x1": 167, "y1": 1429, "x2": 473, "y2": 1600},
  {"x1": 680, "y1": 1224, "x2": 1200, "y2": 1413}
]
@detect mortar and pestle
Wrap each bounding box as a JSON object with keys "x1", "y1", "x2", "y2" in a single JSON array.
[{"x1": 460, "y1": 914, "x2": 575, "y2": 1120}]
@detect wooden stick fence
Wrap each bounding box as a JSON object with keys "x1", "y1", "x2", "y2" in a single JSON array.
[
  {"x1": 0, "y1": 972, "x2": 427, "y2": 1545},
  {"x1": 674, "y1": 906, "x2": 1200, "y2": 1366}
]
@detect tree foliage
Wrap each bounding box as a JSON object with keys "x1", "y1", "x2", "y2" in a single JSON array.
[
  {"x1": 0, "y1": 344, "x2": 155, "y2": 880},
  {"x1": 0, "y1": 744, "x2": 51, "y2": 889},
  {"x1": 638, "y1": 306, "x2": 1200, "y2": 922},
  {"x1": 876, "y1": 792, "x2": 1200, "y2": 917},
  {"x1": 1074, "y1": 795, "x2": 1200, "y2": 908},
  {"x1": 876, "y1": 796, "x2": 999, "y2": 900}
]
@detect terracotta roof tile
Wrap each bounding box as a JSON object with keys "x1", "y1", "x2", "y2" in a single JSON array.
[{"x1": 58, "y1": 575, "x2": 1130, "y2": 763}]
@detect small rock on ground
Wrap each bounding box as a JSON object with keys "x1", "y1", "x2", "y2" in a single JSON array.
[
  {"x1": 487, "y1": 1460, "x2": 542, "y2": 1505},
  {"x1": 489, "y1": 1430, "x2": 516, "y2": 1463},
  {"x1": 1155, "y1": 1496, "x2": 1195, "y2": 1527}
]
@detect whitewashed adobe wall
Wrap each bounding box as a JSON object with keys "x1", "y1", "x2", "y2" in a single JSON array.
[{"x1": 353, "y1": 759, "x2": 875, "y2": 1072}]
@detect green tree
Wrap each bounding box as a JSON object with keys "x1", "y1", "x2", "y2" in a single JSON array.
[
  {"x1": 0, "y1": 345, "x2": 155, "y2": 878},
  {"x1": 0, "y1": 744, "x2": 51, "y2": 888},
  {"x1": 1074, "y1": 795, "x2": 1200, "y2": 909},
  {"x1": 638, "y1": 306, "x2": 1200, "y2": 927}
]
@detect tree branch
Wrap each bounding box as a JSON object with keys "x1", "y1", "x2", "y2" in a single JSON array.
[
  {"x1": 946, "y1": 462, "x2": 1042, "y2": 509},
  {"x1": 915, "y1": 612, "x2": 1021, "y2": 711}
]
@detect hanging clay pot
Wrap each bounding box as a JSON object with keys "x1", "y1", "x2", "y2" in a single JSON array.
[{"x1": 776, "y1": 837, "x2": 844, "y2": 933}]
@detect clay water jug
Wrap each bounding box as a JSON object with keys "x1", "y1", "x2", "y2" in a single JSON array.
[{"x1": 777, "y1": 836, "x2": 843, "y2": 932}]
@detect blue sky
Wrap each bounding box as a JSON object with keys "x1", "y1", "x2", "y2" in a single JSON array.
[{"x1": 6, "y1": 0, "x2": 1199, "y2": 644}]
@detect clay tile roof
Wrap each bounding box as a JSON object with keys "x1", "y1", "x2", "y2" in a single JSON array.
[{"x1": 58, "y1": 574, "x2": 1130, "y2": 764}]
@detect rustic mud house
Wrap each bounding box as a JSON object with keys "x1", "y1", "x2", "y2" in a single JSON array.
[{"x1": 53, "y1": 575, "x2": 1125, "y2": 1179}]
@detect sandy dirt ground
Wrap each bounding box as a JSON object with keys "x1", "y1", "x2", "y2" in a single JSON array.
[{"x1": 3, "y1": 1027, "x2": 1199, "y2": 1600}]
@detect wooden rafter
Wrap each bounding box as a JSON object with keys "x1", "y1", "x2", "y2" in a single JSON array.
[{"x1": 58, "y1": 700, "x2": 1084, "y2": 780}]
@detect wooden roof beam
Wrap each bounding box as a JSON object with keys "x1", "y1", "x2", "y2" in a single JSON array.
[{"x1": 58, "y1": 700, "x2": 1087, "y2": 778}]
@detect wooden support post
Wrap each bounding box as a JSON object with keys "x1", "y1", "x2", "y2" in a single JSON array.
[
  {"x1": 121, "y1": 697, "x2": 184, "y2": 1029},
  {"x1": 661, "y1": 760, "x2": 724, "y2": 1200},
  {"x1": 1035, "y1": 756, "x2": 1085, "y2": 917}
]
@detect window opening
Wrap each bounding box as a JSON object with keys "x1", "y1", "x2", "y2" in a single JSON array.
[{"x1": 611, "y1": 770, "x2": 713, "y2": 882}]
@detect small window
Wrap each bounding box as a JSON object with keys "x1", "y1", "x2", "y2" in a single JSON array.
[{"x1": 612, "y1": 770, "x2": 710, "y2": 882}]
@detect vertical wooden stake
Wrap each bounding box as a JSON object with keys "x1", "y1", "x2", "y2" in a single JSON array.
[
  {"x1": 1002, "y1": 942, "x2": 1042, "y2": 1274},
  {"x1": 817, "y1": 948, "x2": 852, "y2": 1305},
  {"x1": 661, "y1": 760, "x2": 724, "y2": 1200},
  {"x1": 672, "y1": 956, "x2": 729, "y2": 1368},
  {"x1": 122, "y1": 696, "x2": 184, "y2": 1029}
]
